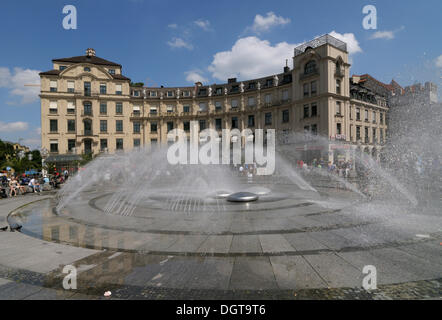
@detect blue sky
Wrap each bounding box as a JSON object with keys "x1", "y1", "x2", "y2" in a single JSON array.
[{"x1": 0, "y1": 0, "x2": 441, "y2": 149}]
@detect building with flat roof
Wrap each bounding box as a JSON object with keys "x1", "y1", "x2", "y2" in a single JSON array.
[{"x1": 39, "y1": 35, "x2": 390, "y2": 165}]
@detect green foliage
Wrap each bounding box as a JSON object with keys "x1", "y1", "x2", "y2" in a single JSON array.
[
  {"x1": 0, "y1": 139, "x2": 42, "y2": 174},
  {"x1": 130, "y1": 82, "x2": 144, "y2": 87}
]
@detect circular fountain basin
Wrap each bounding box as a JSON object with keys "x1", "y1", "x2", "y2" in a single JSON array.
[
  {"x1": 226, "y1": 192, "x2": 259, "y2": 202},
  {"x1": 211, "y1": 190, "x2": 232, "y2": 199}
]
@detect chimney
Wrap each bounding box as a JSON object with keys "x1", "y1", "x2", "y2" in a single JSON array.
[
  {"x1": 86, "y1": 48, "x2": 96, "y2": 57},
  {"x1": 228, "y1": 78, "x2": 237, "y2": 84}
]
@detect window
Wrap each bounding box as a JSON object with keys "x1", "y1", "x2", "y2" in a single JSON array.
[
  {"x1": 67, "y1": 81, "x2": 75, "y2": 93},
  {"x1": 116, "y1": 120, "x2": 123, "y2": 132},
  {"x1": 372, "y1": 111, "x2": 376, "y2": 123},
  {"x1": 365, "y1": 109, "x2": 369, "y2": 121},
  {"x1": 68, "y1": 139, "x2": 76, "y2": 152},
  {"x1": 167, "y1": 105, "x2": 174, "y2": 113},
  {"x1": 311, "y1": 103, "x2": 317, "y2": 117},
  {"x1": 336, "y1": 79, "x2": 341, "y2": 95},
  {"x1": 356, "y1": 108, "x2": 361, "y2": 120},
  {"x1": 231, "y1": 85, "x2": 239, "y2": 93},
  {"x1": 183, "y1": 90, "x2": 190, "y2": 97},
  {"x1": 199, "y1": 88, "x2": 207, "y2": 96},
  {"x1": 265, "y1": 94, "x2": 272, "y2": 104},
  {"x1": 248, "y1": 115, "x2": 255, "y2": 127},
  {"x1": 311, "y1": 124, "x2": 318, "y2": 135},
  {"x1": 282, "y1": 89, "x2": 289, "y2": 101},
  {"x1": 132, "y1": 106, "x2": 140, "y2": 116},
  {"x1": 311, "y1": 81, "x2": 317, "y2": 95},
  {"x1": 150, "y1": 106, "x2": 157, "y2": 114},
  {"x1": 183, "y1": 105, "x2": 190, "y2": 113},
  {"x1": 349, "y1": 107, "x2": 353, "y2": 119},
  {"x1": 380, "y1": 113, "x2": 384, "y2": 124},
  {"x1": 50, "y1": 80, "x2": 57, "y2": 92},
  {"x1": 215, "y1": 101, "x2": 222, "y2": 110},
  {"x1": 372, "y1": 128, "x2": 376, "y2": 142},
  {"x1": 303, "y1": 105, "x2": 309, "y2": 118},
  {"x1": 266, "y1": 78, "x2": 273, "y2": 87},
  {"x1": 100, "y1": 139, "x2": 108, "y2": 151},
  {"x1": 100, "y1": 120, "x2": 107, "y2": 132},
  {"x1": 380, "y1": 129, "x2": 384, "y2": 143},
  {"x1": 134, "y1": 139, "x2": 141, "y2": 147},
  {"x1": 100, "y1": 102, "x2": 107, "y2": 115},
  {"x1": 167, "y1": 121, "x2": 174, "y2": 132},
  {"x1": 67, "y1": 101, "x2": 75, "y2": 114},
  {"x1": 248, "y1": 96, "x2": 255, "y2": 106},
  {"x1": 248, "y1": 82, "x2": 256, "y2": 89},
  {"x1": 49, "y1": 101, "x2": 58, "y2": 114},
  {"x1": 199, "y1": 120, "x2": 206, "y2": 130},
  {"x1": 151, "y1": 122, "x2": 157, "y2": 133},
  {"x1": 303, "y1": 83, "x2": 309, "y2": 97},
  {"x1": 265, "y1": 112, "x2": 272, "y2": 125},
  {"x1": 215, "y1": 118, "x2": 222, "y2": 130},
  {"x1": 50, "y1": 119, "x2": 58, "y2": 132},
  {"x1": 336, "y1": 101, "x2": 341, "y2": 115},
  {"x1": 67, "y1": 120, "x2": 76, "y2": 132},
  {"x1": 231, "y1": 99, "x2": 238, "y2": 108},
  {"x1": 84, "y1": 67, "x2": 91, "y2": 72},
  {"x1": 50, "y1": 141, "x2": 58, "y2": 153},
  {"x1": 356, "y1": 126, "x2": 361, "y2": 140},
  {"x1": 199, "y1": 102, "x2": 207, "y2": 112},
  {"x1": 133, "y1": 90, "x2": 140, "y2": 97},
  {"x1": 84, "y1": 82, "x2": 91, "y2": 96},
  {"x1": 150, "y1": 91, "x2": 157, "y2": 97},
  {"x1": 108, "y1": 69, "x2": 115, "y2": 75},
  {"x1": 231, "y1": 117, "x2": 238, "y2": 129},
  {"x1": 100, "y1": 83, "x2": 107, "y2": 94},
  {"x1": 365, "y1": 127, "x2": 369, "y2": 142},
  {"x1": 133, "y1": 122, "x2": 141, "y2": 133},
  {"x1": 59, "y1": 66, "x2": 67, "y2": 71},
  {"x1": 215, "y1": 88, "x2": 222, "y2": 95},
  {"x1": 184, "y1": 121, "x2": 190, "y2": 132},
  {"x1": 116, "y1": 138, "x2": 123, "y2": 150},
  {"x1": 337, "y1": 123, "x2": 342, "y2": 135},
  {"x1": 116, "y1": 103, "x2": 123, "y2": 114},
  {"x1": 282, "y1": 110, "x2": 289, "y2": 123},
  {"x1": 151, "y1": 138, "x2": 158, "y2": 145},
  {"x1": 115, "y1": 84, "x2": 122, "y2": 95},
  {"x1": 304, "y1": 60, "x2": 317, "y2": 74},
  {"x1": 167, "y1": 91, "x2": 173, "y2": 97},
  {"x1": 83, "y1": 102, "x2": 92, "y2": 115}
]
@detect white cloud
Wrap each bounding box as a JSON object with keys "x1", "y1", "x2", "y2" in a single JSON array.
[
  {"x1": 435, "y1": 55, "x2": 442, "y2": 68},
  {"x1": 369, "y1": 26, "x2": 405, "y2": 40},
  {"x1": 167, "y1": 23, "x2": 178, "y2": 29},
  {"x1": 0, "y1": 67, "x2": 40, "y2": 104},
  {"x1": 167, "y1": 37, "x2": 193, "y2": 50},
  {"x1": 329, "y1": 31, "x2": 362, "y2": 54},
  {"x1": 208, "y1": 37, "x2": 298, "y2": 81},
  {"x1": 247, "y1": 12, "x2": 290, "y2": 34},
  {"x1": 370, "y1": 30, "x2": 395, "y2": 40},
  {"x1": 185, "y1": 70, "x2": 208, "y2": 84},
  {"x1": 0, "y1": 121, "x2": 29, "y2": 132},
  {"x1": 194, "y1": 19, "x2": 211, "y2": 31}
]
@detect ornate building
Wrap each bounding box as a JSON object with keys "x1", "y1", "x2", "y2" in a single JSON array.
[{"x1": 39, "y1": 34, "x2": 389, "y2": 166}]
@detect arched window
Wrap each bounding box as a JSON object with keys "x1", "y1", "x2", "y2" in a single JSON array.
[{"x1": 304, "y1": 60, "x2": 317, "y2": 75}]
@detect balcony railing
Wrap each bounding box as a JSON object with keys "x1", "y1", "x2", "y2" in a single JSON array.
[
  {"x1": 294, "y1": 34, "x2": 347, "y2": 57},
  {"x1": 82, "y1": 130, "x2": 94, "y2": 136},
  {"x1": 299, "y1": 68, "x2": 319, "y2": 80}
]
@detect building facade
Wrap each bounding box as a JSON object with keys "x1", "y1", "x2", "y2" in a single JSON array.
[{"x1": 39, "y1": 35, "x2": 389, "y2": 165}]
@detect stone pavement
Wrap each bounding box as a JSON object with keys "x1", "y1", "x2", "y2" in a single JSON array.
[{"x1": 0, "y1": 190, "x2": 441, "y2": 300}]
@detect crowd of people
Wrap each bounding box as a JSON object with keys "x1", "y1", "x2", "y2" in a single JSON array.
[
  {"x1": 0, "y1": 171, "x2": 69, "y2": 199},
  {"x1": 297, "y1": 158, "x2": 355, "y2": 179}
]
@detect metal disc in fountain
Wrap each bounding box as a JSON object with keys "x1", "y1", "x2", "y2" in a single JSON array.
[
  {"x1": 212, "y1": 190, "x2": 232, "y2": 199},
  {"x1": 226, "y1": 192, "x2": 259, "y2": 202}
]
